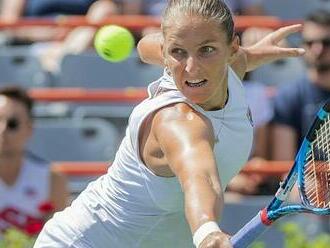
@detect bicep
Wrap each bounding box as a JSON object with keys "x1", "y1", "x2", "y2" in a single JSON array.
[
  {"x1": 153, "y1": 108, "x2": 220, "y2": 190},
  {"x1": 153, "y1": 107, "x2": 225, "y2": 230}
]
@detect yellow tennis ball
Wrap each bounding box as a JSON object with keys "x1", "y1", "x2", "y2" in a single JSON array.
[{"x1": 94, "y1": 25, "x2": 135, "y2": 62}]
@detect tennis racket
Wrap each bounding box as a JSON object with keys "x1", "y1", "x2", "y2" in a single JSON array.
[{"x1": 231, "y1": 100, "x2": 330, "y2": 248}]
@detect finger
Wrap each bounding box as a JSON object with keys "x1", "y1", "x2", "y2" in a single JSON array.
[
  {"x1": 271, "y1": 24, "x2": 303, "y2": 44},
  {"x1": 276, "y1": 47, "x2": 305, "y2": 58}
]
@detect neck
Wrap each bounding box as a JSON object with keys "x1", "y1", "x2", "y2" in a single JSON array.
[
  {"x1": 199, "y1": 72, "x2": 229, "y2": 111},
  {"x1": 0, "y1": 155, "x2": 24, "y2": 186},
  {"x1": 308, "y1": 68, "x2": 330, "y2": 91}
]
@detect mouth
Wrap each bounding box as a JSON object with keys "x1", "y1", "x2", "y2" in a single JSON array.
[{"x1": 185, "y1": 79, "x2": 208, "y2": 88}]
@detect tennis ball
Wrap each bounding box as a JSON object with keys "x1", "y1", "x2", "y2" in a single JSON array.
[{"x1": 94, "y1": 25, "x2": 135, "y2": 62}]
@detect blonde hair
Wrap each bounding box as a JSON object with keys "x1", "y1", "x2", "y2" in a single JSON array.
[{"x1": 162, "y1": 0, "x2": 234, "y2": 43}]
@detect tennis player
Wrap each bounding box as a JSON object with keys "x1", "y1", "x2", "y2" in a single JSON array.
[{"x1": 34, "y1": 1, "x2": 305, "y2": 247}]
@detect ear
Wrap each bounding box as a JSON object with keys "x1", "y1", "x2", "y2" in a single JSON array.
[
  {"x1": 160, "y1": 43, "x2": 168, "y2": 67},
  {"x1": 160, "y1": 42, "x2": 164, "y2": 57}
]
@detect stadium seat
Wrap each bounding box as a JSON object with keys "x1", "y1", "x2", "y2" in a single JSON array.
[
  {"x1": 57, "y1": 51, "x2": 163, "y2": 88},
  {"x1": 72, "y1": 104, "x2": 133, "y2": 139},
  {"x1": 73, "y1": 105, "x2": 134, "y2": 119},
  {"x1": 0, "y1": 47, "x2": 52, "y2": 88},
  {"x1": 27, "y1": 118, "x2": 120, "y2": 161},
  {"x1": 33, "y1": 102, "x2": 73, "y2": 119}
]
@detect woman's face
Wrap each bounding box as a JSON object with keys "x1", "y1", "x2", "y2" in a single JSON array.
[{"x1": 162, "y1": 14, "x2": 237, "y2": 110}]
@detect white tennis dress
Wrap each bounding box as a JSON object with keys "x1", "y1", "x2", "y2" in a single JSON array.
[{"x1": 34, "y1": 67, "x2": 253, "y2": 248}]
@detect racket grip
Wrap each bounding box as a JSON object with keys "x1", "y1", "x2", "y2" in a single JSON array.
[{"x1": 230, "y1": 211, "x2": 269, "y2": 248}]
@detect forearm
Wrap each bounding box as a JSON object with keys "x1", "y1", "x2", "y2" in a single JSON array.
[
  {"x1": 239, "y1": 45, "x2": 282, "y2": 72},
  {"x1": 241, "y1": 24, "x2": 305, "y2": 72},
  {"x1": 137, "y1": 32, "x2": 164, "y2": 66},
  {"x1": 242, "y1": 45, "x2": 269, "y2": 72},
  {"x1": 183, "y1": 175, "x2": 224, "y2": 233}
]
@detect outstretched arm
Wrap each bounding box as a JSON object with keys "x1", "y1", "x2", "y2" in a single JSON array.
[
  {"x1": 153, "y1": 104, "x2": 232, "y2": 248},
  {"x1": 137, "y1": 24, "x2": 305, "y2": 78}
]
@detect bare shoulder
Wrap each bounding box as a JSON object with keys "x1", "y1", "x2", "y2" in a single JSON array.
[
  {"x1": 152, "y1": 102, "x2": 214, "y2": 140},
  {"x1": 155, "y1": 102, "x2": 207, "y2": 124}
]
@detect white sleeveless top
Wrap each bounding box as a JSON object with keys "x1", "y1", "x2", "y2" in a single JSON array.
[
  {"x1": 59, "y1": 67, "x2": 253, "y2": 248},
  {"x1": 0, "y1": 157, "x2": 50, "y2": 233}
]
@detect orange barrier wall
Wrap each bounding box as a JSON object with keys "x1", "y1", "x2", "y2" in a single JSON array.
[
  {"x1": 52, "y1": 160, "x2": 293, "y2": 177},
  {"x1": 0, "y1": 15, "x2": 301, "y2": 31},
  {"x1": 29, "y1": 87, "x2": 148, "y2": 103}
]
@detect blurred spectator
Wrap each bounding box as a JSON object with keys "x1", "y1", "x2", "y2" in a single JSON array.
[
  {"x1": 271, "y1": 9, "x2": 330, "y2": 161},
  {"x1": 0, "y1": 0, "x2": 107, "y2": 44},
  {"x1": 270, "y1": 10, "x2": 330, "y2": 237},
  {"x1": 113, "y1": 0, "x2": 266, "y2": 17},
  {"x1": 0, "y1": 86, "x2": 68, "y2": 236},
  {"x1": 0, "y1": 0, "x2": 98, "y2": 21},
  {"x1": 70, "y1": 0, "x2": 163, "y2": 16},
  {"x1": 35, "y1": 0, "x2": 118, "y2": 73},
  {"x1": 224, "y1": 0, "x2": 265, "y2": 15},
  {"x1": 111, "y1": 0, "x2": 165, "y2": 15}
]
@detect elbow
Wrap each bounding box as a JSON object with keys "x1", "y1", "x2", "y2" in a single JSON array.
[{"x1": 137, "y1": 41, "x2": 147, "y2": 63}]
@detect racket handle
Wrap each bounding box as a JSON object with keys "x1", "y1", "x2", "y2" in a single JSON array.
[{"x1": 230, "y1": 211, "x2": 270, "y2": 248}]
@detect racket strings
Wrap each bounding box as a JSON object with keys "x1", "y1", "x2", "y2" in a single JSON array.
[{"x1": 303, "y1": 115, "x2": 330, "y2": 209}]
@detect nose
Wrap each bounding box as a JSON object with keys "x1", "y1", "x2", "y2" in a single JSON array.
[
  {"x1": 310, "y1": 42, "x2": 325, "y2": 57},
  {"x1": 185, "y1": 56, "x2": 200, "y2": 74},
  {"x1": 0, "y1": 121, "x2": 6, "y2": 134}
]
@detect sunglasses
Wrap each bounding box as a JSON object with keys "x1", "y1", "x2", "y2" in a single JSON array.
[
  {"x1": 3, "y1": 117, "x2": 20, "y2": 132},
  {"x1": 303, "y1": 37, "x2": 330, "y2": 48}
]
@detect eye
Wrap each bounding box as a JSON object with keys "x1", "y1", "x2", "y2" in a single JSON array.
[
  {"x1": 171, "y1": 48, "x2": 186, "y2": 56},
  {"x1": 169, "y1": 48, "x2": 187, "y2": 60},
  {"x1": 200, "y1": 46, "x2": 216, "y2": 56}
]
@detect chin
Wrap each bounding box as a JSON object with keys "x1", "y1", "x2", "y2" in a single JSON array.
[
  {"x1": 313, "y1": 79, "x2": 330, "y2": 91},
  {"x1": 183, "y1": 93, "x2": 208, "y2": 104}
]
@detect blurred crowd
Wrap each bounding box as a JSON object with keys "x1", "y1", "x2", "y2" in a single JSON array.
[{"x1": 0, "y1": 0, "x2": 329, "y2": 240}]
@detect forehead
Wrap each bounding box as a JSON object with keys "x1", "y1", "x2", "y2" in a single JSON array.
[
  {"x1": 164, "y1": 14, "x2": 227, "y2": 46},
  {"x1": 303, "y1": 21, "x2": 330, "y2": 39},
  {"x1": 0, "y1": 96, "x2": 29, "y2": 117}
]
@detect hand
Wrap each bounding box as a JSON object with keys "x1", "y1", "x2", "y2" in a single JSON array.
[
  {"x1": 227, "y1": 173, "x2": 264, "y2": 195},
  {"x1": 199, "y1": 231, "x2": 232, "y2": 248},
  {"x1": 245, "y1": 24, "x2": 305, "y2": 71}
]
